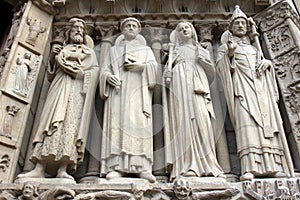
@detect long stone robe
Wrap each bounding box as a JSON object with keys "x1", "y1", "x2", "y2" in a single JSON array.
[
  {"x1": 164, "y1": 44, "x2": 224, "y2": 180},
  {"x1": 216, "y1": 36, "x2": 290, "y2": 176},
  {"x1": 31, "y1": 44, "x2": 99, "y2": 173},
  {"x1": 99, "y1": 38, "x2": 157, "y2": 175}
]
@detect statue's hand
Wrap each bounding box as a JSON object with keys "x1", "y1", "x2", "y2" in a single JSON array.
[
  {"x1": 108, "y1": 75, "x2": 121, "y2": 87},
  {"x1": 65, "y1": 66, "x2": 84, "y2": 79},
  {"x1": 124, "y1": 62, "x2": 145, "y2": 72},
  {"x1": 227, "y1": 40, "x2": 237, "y2": 57},
  {"x1": 51, "y1": 43, "x2": 63, "y2": 55},
  {"x1": 163, "y1": 70, "x2": 172, "y2": 85},
  {"x1": 256, "y1": 59, "x2": 272, "y2": 77}
]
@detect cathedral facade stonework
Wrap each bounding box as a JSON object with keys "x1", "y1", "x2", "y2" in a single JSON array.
[{"x1": 0, "y1": 0, "x2": 300, "y2": 199}]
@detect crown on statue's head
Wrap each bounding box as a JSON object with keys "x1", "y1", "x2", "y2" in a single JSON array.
[{"x1": 231, "y1": 5, "x2": 248, "y2": 22}]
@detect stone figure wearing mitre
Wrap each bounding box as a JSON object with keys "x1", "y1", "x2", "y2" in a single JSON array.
[
  {"x1": 216, "y1": 5, "x2": 294, "y2": 180},
  {"x1": 17, "y1": 18, "x2": 99, "y2": 180},
  {"x1": 99, "y1": 17, "x2": 157, "y2": 182}
]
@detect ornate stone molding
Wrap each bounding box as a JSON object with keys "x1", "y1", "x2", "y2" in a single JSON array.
[
  {"x1": 255, "y1": 0, "x2": 300, "y2": 171},
  {"x1": 257, "y1": 1, "x2": 300, "y2": 31},
  {"x1": 243, "y1": 179, "x2": 300, "y2": 199},
  {"x1": 32, "y1": 0, "x2": 58, "y2": 15},
  {"x1": 1, "y1": 178, "x2": 299, "y2": 199}
]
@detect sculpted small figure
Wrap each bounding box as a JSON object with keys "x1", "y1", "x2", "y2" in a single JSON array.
[
  {"x1": 99, "y1": 17, "x2": 157, "y2": 182},
  {"x1": 13, "y1": 52, "x2": 32, "y2": 97},
  {"x1": 163, "y1": 21, "x2": 224, "y2": 181},
  {"x1": 216, "y1": 5, "x2": 294, "y2": 180},
  {"x1": 17, "y1": 18, "x2": 99, "y2": 180},
  {"x1": 17, "y1": 183, "x2": 39, "y2": 200}
]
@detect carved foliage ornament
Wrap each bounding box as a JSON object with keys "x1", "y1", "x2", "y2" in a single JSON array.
[
  {"x1": 273, "y1": 49, "x2": 300, "y2": 140},
  {"x1": 260, "y1": 1, "x2": 300, "y2": 31},
  {"x1": 265, "y1": 25, "x2": 294, "y2": 58}
]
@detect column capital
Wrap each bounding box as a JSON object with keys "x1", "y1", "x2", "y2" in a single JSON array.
[
  {"x1": 143, "y1": 25, "x2": 168, "y2": 46},
  {"x1": 95, "y1": 23, "x2": 119, "y2": 42},
  {"x1": 194, "y1": 23, "x2": 216, "y2": 42}
]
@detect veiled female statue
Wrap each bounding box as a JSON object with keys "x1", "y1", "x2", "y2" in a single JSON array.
[{"x1": 163, "y1": 21, "x2": 224, "y2": 181}]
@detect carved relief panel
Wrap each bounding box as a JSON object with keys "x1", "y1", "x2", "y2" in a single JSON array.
[
  {"x1": 263, "y1": 24, "x2": 296, "y2": 59},
  {"x1": 2, "y1": 46, "x2": 40, "y2": 102},
  {"x1": 18, "y1": 3, "x2": 52, "y2": 54},
  {"x1": 0, "y1": 96, "x2": 25, "y2": 146},
  {"x1": 255, "y1": 0, "x2": 300, "y2": 170},
  {"x1": 243, "y1": 179, "x2": 300, "y2": 199}
]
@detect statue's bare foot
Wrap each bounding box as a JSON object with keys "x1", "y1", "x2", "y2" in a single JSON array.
[
  {"x1": 56, "y1": 169, "x2": 74, "y2": 180},
  {"x1": 184, "y1": 170, "x2": 197, "y2": 177},
  {"x1": 139, "y1": 172, "x2": 156, "y2": 183},
  {"x1": 16, "y1": 169, "x2": 44, "y2": 179},
  {"x1": 217, "y1": 173, "x2": 226, "y2": 179},
  {"x1": 274, "y1": 171, "x2": 286, "y2": 178},
  {"x1": 106, "y1": 171, "x2": 123, "y2": 180}
]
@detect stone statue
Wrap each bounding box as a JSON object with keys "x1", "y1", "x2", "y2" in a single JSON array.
[
  {"x1": 216, "y1": 5, "x2": 294, "y2": 180},
  {"x1": 17, "y1": 183, "x2": 39, "y2": 200},
  {"x1": 13, "y1": 52, "x2": 33, "y2": 97},
  {"x1": 163, "y1": 21, "x2": 224, "y2": 181},
  {"x1": 17, "y1": 18, "x2": 99, "y2": 180},
  {"x1": 99, "y1": 17, "x2": 157, "y2": 182}
]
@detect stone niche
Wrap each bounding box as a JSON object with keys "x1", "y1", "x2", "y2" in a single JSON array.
[{"x1": 0, "y1": 0, "x2": 299, "y2": 199}]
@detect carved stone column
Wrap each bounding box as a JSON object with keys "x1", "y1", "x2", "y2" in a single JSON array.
[
  {"x1": 255, "y1": 1, "x2": 300, "y2": 171},
  {"x1": 194, "y1": 22, "x2": 232, "y2": 174},
  {"x1": 0, "y1": 0, "x2": 55, "y2": 183},
  {"x1": 144, "y1": 25, "x2": 168, "y2": 179}
]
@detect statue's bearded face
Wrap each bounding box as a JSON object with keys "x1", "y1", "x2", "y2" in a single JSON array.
[{"x1": 70, "y1": 21, "x2": 84, "y2": 44}]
